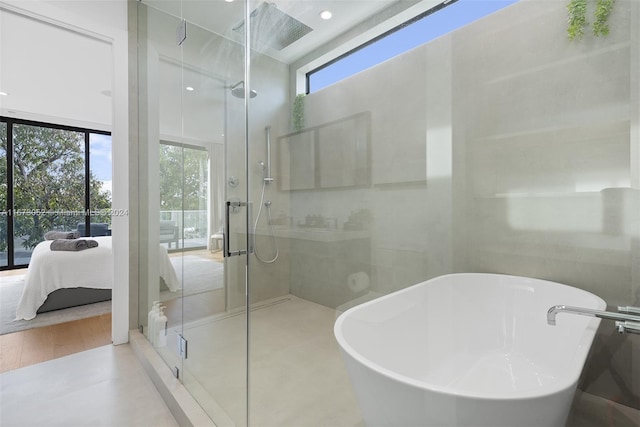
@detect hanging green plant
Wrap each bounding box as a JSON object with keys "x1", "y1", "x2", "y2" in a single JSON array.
[
  {"x1": 567, "y1": 0, "x2": 616, "y2": 40},
  {"x1": 293, "y1": 94, "x2": 305, "y2": 131},
  {"x1": 567, "y1": 0, "x2": 588, "y2": 40},
  {"x1": 593, "y1": 0, "x2": 615, "y2": 36}
]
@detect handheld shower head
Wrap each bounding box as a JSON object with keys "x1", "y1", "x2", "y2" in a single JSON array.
[{"x1": 258, "y1": 160, "x2": 273, "y2": 183}]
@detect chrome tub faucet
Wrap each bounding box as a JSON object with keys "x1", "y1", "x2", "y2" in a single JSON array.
[{"x1": 547, "y1": 305, "x2": 640, "y2": 334}]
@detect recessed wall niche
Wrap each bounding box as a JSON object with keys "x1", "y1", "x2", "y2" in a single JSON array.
[{"x1": 278, "y1": 112, "x2": 371, "y2": 191}]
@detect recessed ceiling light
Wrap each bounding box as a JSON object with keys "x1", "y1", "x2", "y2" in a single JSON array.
[
  {"x1": 186, "y1": 86, "x2": 195, "y2": 91},
  {"x1": 320, "y1": 10, "x2": 332, "y2": 20},
  {"x1": 0, "y1": 91, "x2": 8, "y2": 96},
  {"x1": 224, "y1": 0, "x2": 233, "y2": 3}
]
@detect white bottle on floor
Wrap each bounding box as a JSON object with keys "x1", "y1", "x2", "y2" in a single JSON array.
[
  {"x1": 155, "y1": 307, "x2": 168, "y2": 347},
  {"x1": 147, "y1": 301, "x2": 160, "y2": 345}
]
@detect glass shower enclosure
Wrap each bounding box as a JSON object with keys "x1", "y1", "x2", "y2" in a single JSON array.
[
  {"x1": 136, "y1": 1, "x2": 249, "y2": 423},
  {"x1": 135, "y1": 0, "x2": 640, "y2": 425}
]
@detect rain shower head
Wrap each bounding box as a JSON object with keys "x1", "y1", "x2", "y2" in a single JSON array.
[
  {"x1": 232, "y1": 2, "x2": 313, "y2": 51},
  {"x1": 230, "y1": 81, "x2": 257, "y2": 99}
]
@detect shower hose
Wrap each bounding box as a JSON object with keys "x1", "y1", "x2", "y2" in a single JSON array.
[{"x1": 253, "y1": 179, "x2": 279, "y2": 263}]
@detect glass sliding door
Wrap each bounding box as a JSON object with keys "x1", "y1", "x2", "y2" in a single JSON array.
[
  {"x1": 159, "y1": 142, "x2": 209, "y2": 251},
  {"x1": 12, "y1": 123, "x2": 86, "y2": 265},
  {"x1": 158, "y1": 142, "x2": 184, "y2": 251},
  {"x1": 89, "y1": 133, "x2": 113, "y2": 232},
  {"x1": 0, "y1": 118, "x2": 111, "y2": 269}
]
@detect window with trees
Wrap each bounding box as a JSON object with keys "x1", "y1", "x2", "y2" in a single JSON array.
[
  {"x1": 0, "y1": 117, "x2": 112, "y2": 269},
  {"x1": 159, "y1": 142, "x2": 208, "y2": 251}
]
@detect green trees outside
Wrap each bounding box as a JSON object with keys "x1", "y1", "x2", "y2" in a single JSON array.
[
  {"x1": 0, "y1": 124, "x2": 111, "y2": 252},
  {"x1": 159, "y1": 143, "x2": 208, "y2": 212},
  {"x1": 159, "y1": 143, "x2": 208, "y2": 244},
  {"x1": 1, "y1": 127, "x2": 207, "y2": 255}
]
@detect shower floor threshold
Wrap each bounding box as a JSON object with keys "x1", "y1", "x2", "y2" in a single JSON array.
[
  {"x1": 129, "y1": 330, "x2": 216, "y2": 427},
  {"x1": 182, "y1": 295, "x2": 293, "y2": 332}
]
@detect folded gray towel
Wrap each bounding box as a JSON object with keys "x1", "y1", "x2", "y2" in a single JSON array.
[
  {"x1": 50, "y1": 239, "x2": 99, "y2": 251},
  {"x1": 45, "y1": 231, "x2": 80, "y2": 240},
  {"x1": 50, "y1": 239, "x2": 88, "y2": 251}
]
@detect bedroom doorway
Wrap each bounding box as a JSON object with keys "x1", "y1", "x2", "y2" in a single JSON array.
[
  {"x1": 0, "y1": 0, "x2": 125, "y2": 350},
  {"x1": 0, "y1": 118, "x2": 114, "y2": 361}
]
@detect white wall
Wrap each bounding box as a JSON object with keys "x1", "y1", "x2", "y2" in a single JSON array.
[
  {"x1": 0, "y1": 7, "x2": 112, "y2": 129},
  {"x1": 0, "y1": 0, "x2": 129, "y2": 344}
]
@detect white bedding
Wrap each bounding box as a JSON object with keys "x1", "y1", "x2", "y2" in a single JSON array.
[
  {"x1": 159, "y1": 244, "x2": 180, "y2": 291},
  {"x1": 16, "y1": 237, "x2": 180, "y2": 320}
]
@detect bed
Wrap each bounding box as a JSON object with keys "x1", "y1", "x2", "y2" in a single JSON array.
[{"x1": 15, "y1": 236, "x2": 180, "y2": 321}]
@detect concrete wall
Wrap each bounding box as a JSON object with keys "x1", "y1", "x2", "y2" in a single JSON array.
[
  {"x1": 453, "y1": 0, "x2": 639, "y2": 410},
  {"x1": 295, "y1": 24, "x2": 454, "y2": 307},
  {"x1": 296, "y1": 0, "x2": 639, "y2": 411}
]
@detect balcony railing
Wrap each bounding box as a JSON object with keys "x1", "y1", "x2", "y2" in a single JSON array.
[{"x1": 160, "y1": 210, "x2": 208, "y2": 250}]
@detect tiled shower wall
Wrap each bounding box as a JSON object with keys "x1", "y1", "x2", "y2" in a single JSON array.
[{"x1": 452, "y1": 0, "x2": 639, "y2": 409}]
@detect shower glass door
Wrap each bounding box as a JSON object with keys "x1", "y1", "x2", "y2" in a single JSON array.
[{"x1": 137, "y1": 1, "x2": 249, "y2": 425}]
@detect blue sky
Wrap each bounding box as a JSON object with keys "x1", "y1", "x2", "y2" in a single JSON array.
[
  {"x1": 89, "y1": 133, "x2": 112, "y2": 194},
  {"x1": 309, "y1": 0, "x2": 519, "y2": 92}
]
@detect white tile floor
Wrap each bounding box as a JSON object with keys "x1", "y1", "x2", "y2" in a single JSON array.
[
  {"x1": 2, "y1": 303, "x2": 638, "y2": 427},
  {"x1": 153, "y1": 294, "x2": 640, "y2": 427},
  {"x1": 0, "y1": 344, "x2": 178, "y2": 427},
  {"x1": 158, "y1": 295, "x2": 363, "y2": 427}
]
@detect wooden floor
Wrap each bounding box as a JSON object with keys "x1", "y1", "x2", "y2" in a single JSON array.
[
  {"x1": 0, "y1": 267, "x2": 27, "y2": 277},
  {"x1": 0, "y1": 267, "x2": 112, "y2": 373},
  {"x1": 168, "y1": 247, "x2": 223, "y2": 262},
  {"x1": 0, "y1": 313, "x2": 112, "y2": 373},
  {"x1": 0, "y1": 249, "x2": 220, "y2": 374}
]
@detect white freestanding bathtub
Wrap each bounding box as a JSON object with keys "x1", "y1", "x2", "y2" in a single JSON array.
[{"x1": 334, "y1": 273, "x2": 606, "y2": 427}]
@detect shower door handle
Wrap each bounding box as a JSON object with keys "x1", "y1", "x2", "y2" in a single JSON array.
[{"x1": 224, "y1": 200, "x2": 248, "y2": 257}]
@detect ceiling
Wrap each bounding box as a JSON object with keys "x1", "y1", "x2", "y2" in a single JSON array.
[
  {"x1": 0, "y1": 0, "x2": 439, "y2": 133},
  {"x1": 0, "y1": 8, "x2": 112, "y2": 129},
  {"x1": 143, "y1": 0, "x2": 426, "y2": 64}
]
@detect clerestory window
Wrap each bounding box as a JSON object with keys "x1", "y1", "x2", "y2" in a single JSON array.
[{"x1": 306, "y1": 0, "x2": 518, "y2": 93}]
